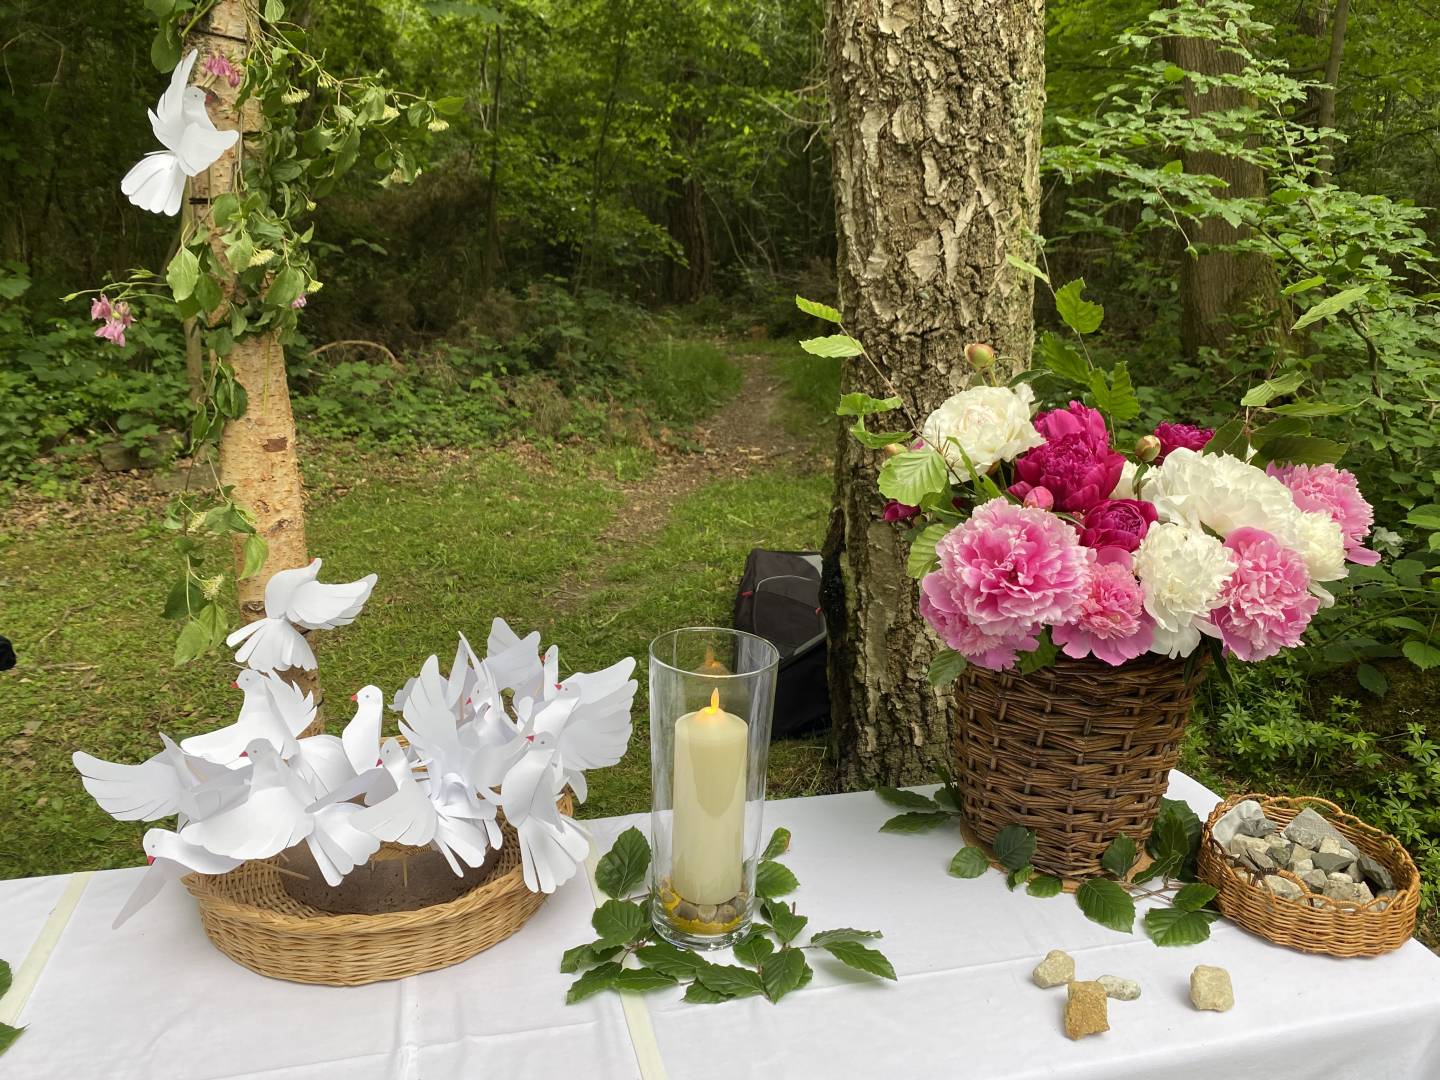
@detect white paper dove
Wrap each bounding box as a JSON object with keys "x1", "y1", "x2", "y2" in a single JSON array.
[
  {"x1": 121, "y1": 51, "x2": 240, "y2": 217},
  {"x1": 74, "y1": 575, "x2": 637, "y2": 924},
  {"x1": 225, "y1": 559, "x2": 377, "y2": 672}
]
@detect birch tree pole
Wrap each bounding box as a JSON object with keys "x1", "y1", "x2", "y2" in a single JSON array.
[{"x1": 822, "y1": 0, "x2": 1046, "y2": 787}]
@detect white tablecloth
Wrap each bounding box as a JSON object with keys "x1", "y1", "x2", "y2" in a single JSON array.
[{"x1": 2, "y1": 772, "x2": 1438, "y2": 1079}]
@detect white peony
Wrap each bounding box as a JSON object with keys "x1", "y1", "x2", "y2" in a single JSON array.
[
  {"x1": 1133, "y1": 522, "x2": 1236, "y2": 658},
  {"x1": 1291, "y1": 509, "x2": 1346, "y2": 595},
  {"x1": 921, "y1": 384, "x2": 1045, "y2": 473},
  {"x1": 1111, "y1": 460, "x2": 1140, "y2": 500}
]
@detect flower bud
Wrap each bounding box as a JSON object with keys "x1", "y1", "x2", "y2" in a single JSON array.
[
  {"x1": 1135, "y1": 434, "x2": 1162, "y2": 463},
  {"x1": 965, "y1": 343, "x2": 997, "y2": 370},
  {"x1": 1023, "y1": 486, "x2": 1054, "y2": 510}
]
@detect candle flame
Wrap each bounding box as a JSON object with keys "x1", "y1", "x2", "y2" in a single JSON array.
[{"x1": 707, "y1": 688, "x2": 720, "y2": 712}]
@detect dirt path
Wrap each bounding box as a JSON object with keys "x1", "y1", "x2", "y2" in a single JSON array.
[{"x1": 597, "y1": 351, "x2": 805, "y2": 545}]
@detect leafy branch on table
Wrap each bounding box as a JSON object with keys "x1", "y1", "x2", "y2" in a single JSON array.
[
  {"x1": 561, "y1": 826, "x2": 896, "y2": 1005},
  {"x1": 877, "y1": 776, "x2": 1221, "y2": 946}
]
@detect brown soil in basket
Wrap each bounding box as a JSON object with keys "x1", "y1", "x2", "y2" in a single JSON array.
[{"x1": 279, "y1": 842, "x2": 504, "y2": 915}]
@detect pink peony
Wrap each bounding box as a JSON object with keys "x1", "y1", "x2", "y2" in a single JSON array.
[
  {"x1": 920, "y1": 497, "x2": 1091, "y2": 670},
  {"x1": 883, "y1": 499, "x2": 920, "y2": 523},
  {"x1": 1211, "y1": 527, "x2": 1319, "y2": 661},
  {"x1": 1266, "y1": 463, "x2": 1379, "y2": 566},
  {"x1": 1009, "y1": 401, "x2": 1125, "y2": 513},
  {"x1": 1079, "y1": 498, "x2": 1158, "y2": 553},
  {"x1": 1154, "y1": 421, "x2": 1214, "y2": 461},
  {"x1": 1052, "y1": 549, "x2": 1154, "y2": 666},
  {"x1": 1023, "y1": 486, "x2": 1054, "y2": 510},
  {"x1": 919, "y1": 579, "x2": 1040, "y2": 670}
]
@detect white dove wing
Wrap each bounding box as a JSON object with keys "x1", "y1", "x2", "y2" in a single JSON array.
[
  {"x1": 121, "y1": 152, "x2": 186, "y2": 217},
  {"x1": 306, "y1": 764, "x2": 394, "y2": 812},
  {"x1": 431, "y1": 814, "x2": 495, "y2": 876},
  {"x1": 463, "y1": 704, "x2": 528, "y2": 789},
  {"x1": 180, "y1": 745, "x2": 313, "y2": 859},
  {"x1": 515, "y1": 815, "x2": 589, "y2": 894},
  {"x1": 498, "y1": 744, "x2": 565, "y2": 830},
  {"x1": 398, "y1": 654, "x2": 465, "y2": 769},
  {"x1": 261, "y1": 559, "x2": 322, "y2": 618},
  {"x1": 263, "y1": 671, "x2": 318, "y2": 737},
  {"x1": 175, "y1": 93, "x2": 238, "y2": 175},
  {"x1": 180, "y1": 703, "x2": 296, "y2": 766},
  {"x1": 286, "y1": 572, "x2": 377, "y2": 630},
  {"x1": 226, "y1": 617, "x2": 316, "y2": 672},
  {"x1": 148, "y1": 51, "x2": 198, "y2": 150},
  {"x1": 485, "y1": 619, "x2": 544, "y2": 698},
  {"x1": 113, "y1": 828, "x2": 241, "y2": 928},
  {"x1": 349, "y1": 742, "x2": 437, "y2": 846},
  {"x1": 306, "y1": 803, "x2": 381, "y2": 886},
  {"x1": 293, "y1": 735, "x2": 355, "y2": 797},
  {"x1": 72, "y1": 747, "x2": 183, "y2": 821},
  {"x1": 341, "y1": 697, "x2": 383, "y2": 776},
  {"x1": 548, "y1": 684, "x2": 636, "y2": 773}
]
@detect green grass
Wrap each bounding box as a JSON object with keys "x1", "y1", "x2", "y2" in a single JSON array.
[
  {"x1": 743, "y1": 338, "x2": 843, "y2": 443},
  {"x1": 0, "y1": 340, "x2": 831, "y2": 879},
  {"x1": 633, "y1": 337, "x2": 743, "y2": 424}
]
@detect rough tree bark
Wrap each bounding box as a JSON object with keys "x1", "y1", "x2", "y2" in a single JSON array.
[
  {"x1": 1299, "y1": 0, "x2": 1350, "y2": 181},
  {"x1": 665, "y1": 66, "x2": 711, "y2": 303},
  {"x1": 1162, "y1": 5, "x2": 1288, "y2": 358},
  {"x1": 188, "y1": 4, "x2": 311, "y2": 632},
  {"x1": 823, "y1": 0, "x2": 1045, "y2": 788}
]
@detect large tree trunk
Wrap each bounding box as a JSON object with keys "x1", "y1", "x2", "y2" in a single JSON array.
[
  {"x1": 665, "y1": 172, "x2": 711, "y2": 303},
  {"x1": 1163, "y1": 10, "x2": 1288, "y2": 358},
  {"x1": 188, "y1": 3, "x2": 312, "y2": 674},
  {"x1": 823, "y1": 0, "x2": 1045, "y2": 788}
]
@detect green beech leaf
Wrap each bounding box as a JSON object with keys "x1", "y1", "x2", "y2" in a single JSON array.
[
  {"x1": 595, "y1": 827, "x2": 651, "y2": 898},
  {"x1": 928, "y1": 648, "x2": 968, "y2": 687},
  {"x1": 559, "y1": 940, "x2": 622, "y2": 974},
  {"x1": 849, "y1": 418, "x2": 912, "y2": 449},
  {"x1": 432, "y1": 96, "x2": 467, "y2": 115},
  {"x1": 1405, "y1": 505, "x2": 1440, "y2": 530},
  {"x1": 1282, "y1": 274, "x2": 1325, "y2": 296},
  {"x1": 948, "y1": 847, "x2": 990, "y2": 879},
  {"x1": 1100, "y1": 835, "x2": 1138, "y2": 879},
  {"x1": 760, "y1": 947, "x2": 810, "y2": 1001},
  {"x1": 265, "y1": 266, "x2": 306, "y2": 309},
  {"x1": 822, "y1": 940, "x2": 897, "y2": 981},
  {"x1": 993, "y1": 825, "x2": 1037, "y2": 872},
  {"x1": 755, "y1": 860, "x2": 799, "y2": 899},
  {"x1": 1172, "y1": 882, "x2": 1218, "y2": 911},
  {"x1": 877, "y1": 449, "x2": 949, "y2": 506},
  {"x1": 0, "y1": 1022, "x2": 20, "y2": 1056},
  {"x1": 1005, "y1": 253, "x2": 1050, "y2": 284},
  {"x1": 0, "y1": 959, "x2": 10, "y2": 997},
  {"x1": 836, "y1": 392, "x2": 901, "y2": 417},
  {"x1": 762, "y1": 827, "x2": 792, "y2": 860},
  {"x1": 1269, "y1": 401, "x2": 1355, "y2": 417},
  {"x1": 1255, "y1": 435, "x2": 1347, "y2": 466},
  {"x1": 906, "y1": 522, "x2": 949, "y2": 580},
  {"x1": 173, "y1": 617, "x2": 211, "y2": 666},
  {"x1": 1076, "y1": 878, "x2": 1136, "y2": 933},
  {"x1": 1026, "y1": 874, "x2": 1064, "y2": 898},
  {"x1": 808, "y1": 928, "x2": 883, "y2": 947},
  {"x1": 761, "y1": 900, "x2": 808, "y2": 944},
  {"x1": 635, "y1": 941, "x2": 711, "y2": 979},
  {"x1": 1355, "y1": 663, "x2": 1388, "y2": 698},
  {"x1": 1291, "y1": 284, "x2": 1370, "y2": 331},
  {"x1": 1403, "y1": 640, "x2": 1440, "y2": 670},
  {"x1": 1037, "y1": 331, "x2": 1090, "y2": 384},
  {"x1": 1006, "y1": 866, "x2": 1034, "y2": 891},
  {"x1": 879, "y1": 811, "x2": 951, "y2": 834},
  {"x1": 613, "y1": 968, "x2": 678, "y2": 994},
  {"x1": 591, "y1": 899, "x2": 649, "y2": 946},
  {"x1": 166, "y1": 248, "x2": 200, "y2": 302},
  {"x1": 733, "y1": 930, "x2": 775, "y2": 967},
  {"x1": 800, "y1": 334, "x2": 863, "y2": 358},
  {"x1": 1055, "y1": 278, "x2": 1104, "y2": 334},
  {"x1": 876, "y1": 787, "x2": 940, "y2": 812},
  {"x1": 796, "y1": 295, "x2": 843, "y2": 323},
  {"x1": 240, "y1": 534, "x2": 268, "y2": 580},
  {"x1": 1241, "y1": 370, "x2": 1305, "y2": 407},
  {"x1": 693, "y1": 964, "x2": 765, "y2": 998},
  {"x1": 566, "y1": 961, "x2": 621, "y2": 1003},
  {"x1": 683, "y1": 981, "x2": 733, "y2": 1003},
  {"x1": 1144, "y1": 906, "x2": 1217, "y2": 946},
  {"x1": 1203, "y1": 418, "x2": 1247, "y2": 457}
]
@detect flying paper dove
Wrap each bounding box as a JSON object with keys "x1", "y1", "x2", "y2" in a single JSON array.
[
  {"x1": 121, "y1": 51, "x2": 240, "y2": 217},
  {"x1": 180, "y1": 740, "x2": 315, "y2": 860},
  {"x1": 499, "y1": 729, "x2": 589, "y2": 893},
  {"x1": 73, "y1": 733, "x2": 246, "y2": 823},
  {"x1": 113, "y1": 828, "x2": 242, "y2": 928},
  {"x1": 225, "y1": 559, "x2": 377, "y2": 672},
  {"x1": 180, "y1": 669, "x2": 316, "y2": 765},
  {"x1": 342, "y1": 685, "x2": 385, "y2": 776}
]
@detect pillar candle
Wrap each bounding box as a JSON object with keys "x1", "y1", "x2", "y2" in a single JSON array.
[{"x1": 671, "y1": 689, "x2": 748, "y2": 905}]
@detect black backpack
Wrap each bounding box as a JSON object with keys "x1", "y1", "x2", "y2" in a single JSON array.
[{"x1": 733, "y1": 550, "x2": 829, "y2": 738}]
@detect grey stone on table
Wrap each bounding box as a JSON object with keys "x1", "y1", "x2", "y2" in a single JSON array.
[
  {"x1": 1356, "y1": 852, "x2": 1395, "y2": 892},
  {"x1": 1301, "y1": 869, "x2": 1329, "y2": 893},
  {"x1": 1265, "y1": 838, "x2": 1294, "y2": 867},
  {"x1": 1213, "y1": 799, "x2": 1275, "y2": 847},
  {"x1": 1190, "y1": 965, "x2": 1235, "y2": 1012},
  {"x1": 1227, "y1": 835, "x2": 1275, "y2": 872},
  {"x1": 1317, "y1": 835, "x2": 1357, "y2": 858},
  {"x1": 1323, "y1": 878, "x2": 1375, "y2": 904},
  {"x1": 1291, "y1": 845, "x2": 1315, "y2": 866},
  {"x1": 1292, "y1": 858, "x2": 1315, "y2": 874},
  {"x1": 1263, "y1": 874, "x2": 1304, "y2": 901},
  {"x1": 1033, "y1": 949, "x2": 1075, "y2": 989},
  {"x1": 1283, "y1": 808, "x2": 1352, "y2": 853},
  {"x1": 1097, "y1": 975, "x2": 1141, "y2": 1001}
]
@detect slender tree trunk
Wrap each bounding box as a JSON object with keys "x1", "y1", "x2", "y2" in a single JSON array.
[
  {"x1": 1163, "y1": 6, "x2": 1288, "y2": 357},
  {"x1": 188, "y1": 4, "x2": 311, "y2": 638},
  {"x1": 664, "y1": 67, "x2": 710, "y2": 303},
  {"x1": 823, "y1": 0, "x2": 1045, "y2": 788},
  {"x1": 1302, "y1": 0, "x2": 1350, "y2": 180},
  {"x1": 481, "y1": 26, "x2": 504, "y2": 294}
]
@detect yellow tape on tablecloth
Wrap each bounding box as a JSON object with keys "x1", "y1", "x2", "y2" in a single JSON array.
[{"x1": 0, "y1": 872, "x2": 94, "y2": 1025}]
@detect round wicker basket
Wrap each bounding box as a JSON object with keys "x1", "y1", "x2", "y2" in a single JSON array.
[
  {"x1": 1197, "y1": 793, "x2": 1420, "y2": 957},
  {"x1": 182, "y1": 794, "x2": 573, "y2": 985},
  {"x1": 951, "y1": 653, "x2": 1204, "y2": 879}
]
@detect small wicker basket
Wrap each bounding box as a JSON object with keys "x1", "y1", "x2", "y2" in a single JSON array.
[
  {"x1": 1197, "y1": 793, "x2": 1421, "y2": 957},
  {"x1": 183, "y1": 794, "x2": 573, "y2": 985}
]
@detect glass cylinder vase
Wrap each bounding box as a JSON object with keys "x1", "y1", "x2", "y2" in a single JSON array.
[{"x1": 648, "y1": 627, "x2": 779, "y2": 950}]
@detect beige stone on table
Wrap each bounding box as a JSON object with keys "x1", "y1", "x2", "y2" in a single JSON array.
[
  {"x1": 1032, "y1": 949, "x2": 1075, "y2": 989},
  {"x1": 1097, "y1": 975, "x2": 1141, "y2": 1001},
  {"x1": 1064, "y1": 980, "x2": 1110, "y2": 1039},
  {"x1": 1190, "y1": 965, "x2": 1234, "y2": 1012}
]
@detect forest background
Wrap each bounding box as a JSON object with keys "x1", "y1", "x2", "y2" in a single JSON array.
[{"x1": 1, "y1": 0, "x2": 1437, "y2": 943}]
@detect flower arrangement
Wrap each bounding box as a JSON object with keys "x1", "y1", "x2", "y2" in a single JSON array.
[
  {"x1": 796, "y1": 280, "x2": 1380, "y2": 680},
  {"x1": 72, "y1": 560, "x2": 636, "y2": 926}
]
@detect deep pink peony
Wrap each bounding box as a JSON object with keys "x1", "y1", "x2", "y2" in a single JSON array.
[
  {"x1": 882, "y1": 499, "x2": 920, "y2": 523},
  {"x1": 919, "y1": 579, "x2": 1040, "y2": 670},
  {"x1": 1078, "y1": 498, "x2": 1157, "y2": 552},
  {"x1": 1009, "y1": 401, "x2": 1124, "y2": 512},
  {"x1": 1052, "y1": 549, "x2": 1154, "y2": 665},
  {"x1": 1266, "y1": 463, "x2": 1379, "y2": 566},
  {"x1": 919, "y1": 498, "x2": 1091, "y2": 670},
  {"x1": 1210, "y1": 526, "x2": 1319, "y2": 661},
  {"x1": 1154, "y1": 422, "x2": 1214, "y2": 461}
]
